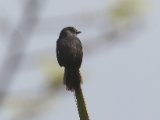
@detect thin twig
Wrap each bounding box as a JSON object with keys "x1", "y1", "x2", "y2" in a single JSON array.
[
  {"x1": 75, "y1": 87, "x2": 89, "y2": 120},
  {"x1": 0, "y1": 0, "x2": 45, "y2": 104}
]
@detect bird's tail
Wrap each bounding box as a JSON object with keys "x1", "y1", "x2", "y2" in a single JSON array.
[{"x1": 64, "y1": 67, "x2": 82, "y2": 91}]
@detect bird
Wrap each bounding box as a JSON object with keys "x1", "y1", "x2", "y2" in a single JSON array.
[{"x1": 56, "y1": 26, "x2": 83, "y2": 91}]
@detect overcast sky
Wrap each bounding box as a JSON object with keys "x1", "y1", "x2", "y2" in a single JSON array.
[{"x1": 0, "y1": 0, "x2": 160, "y2": 120}]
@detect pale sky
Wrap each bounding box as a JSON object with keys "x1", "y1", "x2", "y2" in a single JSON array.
[{"x1": 0, "y1": 0, "x2": 160, "y2": 120}]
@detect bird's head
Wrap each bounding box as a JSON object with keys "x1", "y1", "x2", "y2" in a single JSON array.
[{"x1": 59, "y1": 26, "x2": 81, "y2": 38}]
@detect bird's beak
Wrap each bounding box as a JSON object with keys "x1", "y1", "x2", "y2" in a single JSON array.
[{"x1": 76, "y1": 31, "x2": 81, "y2": 34}]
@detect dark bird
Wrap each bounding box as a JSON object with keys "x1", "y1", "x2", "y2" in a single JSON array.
[{"x1": 56, "y1": 27, "x2": 83, "y2": 91}]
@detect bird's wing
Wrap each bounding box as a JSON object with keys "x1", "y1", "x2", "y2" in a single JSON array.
[
  {"x1": 56, "y1": 39, "x2": 63, "y2": 66},
  {"x1": 75, "y1": 38, "x2": 83, "y2": 69}
]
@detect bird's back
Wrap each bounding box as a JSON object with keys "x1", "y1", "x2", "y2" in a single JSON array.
[{"x1": 57, "y1": 36, "x2": 83, "y2": 68}]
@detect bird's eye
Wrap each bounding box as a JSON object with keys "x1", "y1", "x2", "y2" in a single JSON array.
[
  {"x1": 70, "y1": 28, "x2": 76, "y2": 33},
  {"x1": 72, "y1": 28, "x2": 76, "y2": 32}
]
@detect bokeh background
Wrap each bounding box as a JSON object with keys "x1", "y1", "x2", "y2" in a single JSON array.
[{"x1": 0, "y1": 0, "x2": 160, "y2": 120}]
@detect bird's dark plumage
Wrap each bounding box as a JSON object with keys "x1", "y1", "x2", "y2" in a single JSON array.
[{"x1": 56, "y1": 27, "x2": 83, "y2": 91}]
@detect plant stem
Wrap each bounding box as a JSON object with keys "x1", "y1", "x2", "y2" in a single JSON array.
[{"x1": 75, "y1": 87, "x2": 89, "y2": 120}]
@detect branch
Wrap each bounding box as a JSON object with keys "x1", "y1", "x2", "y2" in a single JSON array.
[
  {"x1": 75, "y1": 87, "x2": 90, "y2": 120},
  {"x1": 0, "y1": 0, "x2": 45, "y2": 104}
]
